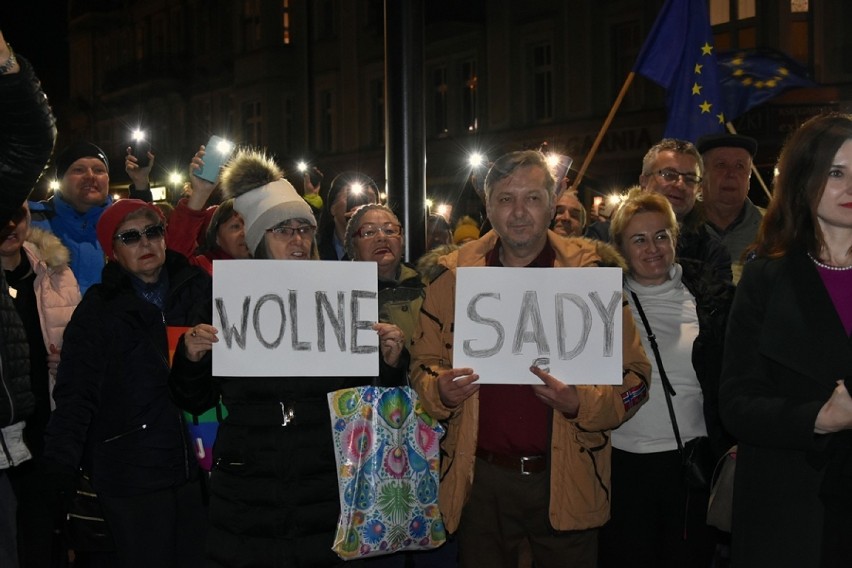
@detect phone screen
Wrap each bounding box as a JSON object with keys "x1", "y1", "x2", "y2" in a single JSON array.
[{"x1": 194, "y1": 136, "x2": 235, "y2": 183}]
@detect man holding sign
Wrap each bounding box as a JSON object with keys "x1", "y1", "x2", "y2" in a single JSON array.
[{"x1": 409, "y1": 150, "x2": 651, "y2": 568}]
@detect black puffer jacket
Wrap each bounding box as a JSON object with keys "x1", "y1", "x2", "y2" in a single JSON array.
[
  {"x1": 0, "y1": 55, "x2": 56, "y2": 226},
  {"x1": 0, "y1": 270, "x2": 33, "y2": 428},
  {"x1": 43, "y1": 251, "x2": 211, "y2": 497}
]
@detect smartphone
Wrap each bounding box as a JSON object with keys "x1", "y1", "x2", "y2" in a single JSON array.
[
  {"x1": 194, "y1": 135, "x2": 235, "y2": 183},
  {"x1": 346, "y1": 185, "x2": 376, "y2": 211},
  {"x1": 130, "y1": 137, "x2": 151, "y2": 168}
]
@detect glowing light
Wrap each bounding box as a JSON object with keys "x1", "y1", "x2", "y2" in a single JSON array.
[
  {"x1": 545, "y1": 153, "x2": 560, "y2": 168},
  {"x1": 215, "y1": 138, "x2": 234, "y2": 154},
  {"x1": 132, "y1": 129, "x2": 146, "y2": 142},
  {"x1": 49, "y1": 180, "x2": 60, "y2": 192},
  {"x1": 112, "y1": 194, "x2": 121, "y2": 201},
  {"x1": 169, "y1": 172, "x2": 183, "y2": 185},
  {"x1": 424, "y1": 198, "x2": 434, "y2": 209},
  {"x1": 379, "y1": 192, "x2": 387, "y2": 202},
  {"x1": 468, "y1": 152, "x2": 485, "y2": 168},
  {"x1": 435, "y1": 203, "x2": 449, "y2": 218},
  {"x1": 350, "y1": 182, "x2": 364, "y2": 195},
  {"x1": 606, "y1": 193, "x2": 622, "y2": 206},
  {"x1": 297, "y1": 161, "x2": 308, "y2": 173}
]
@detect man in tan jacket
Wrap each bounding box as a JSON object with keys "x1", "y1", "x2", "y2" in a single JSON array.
[{"x1": 409, "y1": 150, "x2": 651, "y2": 568}]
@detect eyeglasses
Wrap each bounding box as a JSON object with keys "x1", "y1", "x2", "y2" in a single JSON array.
[
  {"x1": 353, "y1": 223, "x2": 402, "y2": 240},
  {"x1": 266, "y1": 224, "x2": 317, "y2": 239},
  {"x1": 654, "y1": 168, "x2": 702, "y2": 187},
  {"x1": 114, "y1": 224, "x2": 165, "y2": 246}
]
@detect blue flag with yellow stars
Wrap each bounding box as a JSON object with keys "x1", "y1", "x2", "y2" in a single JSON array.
[
  {"x1": 717, "y1": 48, "x2": 816, "y2": 121},
  {"x1": 633, "y1": 0, "x2": 725, "y2": 143}
]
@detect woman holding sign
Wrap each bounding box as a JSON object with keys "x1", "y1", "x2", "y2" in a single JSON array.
[
  {"x1": 599, "y1": 189, "x2": 734, "y2": 568},
  {"x1": 169, "y1": 149, "x2": 407, "y2": 568},
  {"x1": 42, "y1": 199, "x2": 211, "y2": 567}
]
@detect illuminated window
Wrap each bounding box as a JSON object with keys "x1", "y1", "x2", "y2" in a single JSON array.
[
  {"x1": 710, "y1": 0, "x2": 756, "y2": 50},
  {"x1": 281, "y1": 0, "x2": 291, "y2": 45},
  {"x1": 790, "y1": 0, "x2": 808, "y2": 13}
]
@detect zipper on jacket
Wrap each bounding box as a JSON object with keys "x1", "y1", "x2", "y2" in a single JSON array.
[{"x1": 103, "y1": 424, "x2": 146, "y2": 443}]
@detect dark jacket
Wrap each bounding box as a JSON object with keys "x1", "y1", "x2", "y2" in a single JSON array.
[
  {"x1": 43, "y1": 250, "x2": 210, "y2": 497},
  {"x1": 0, "y1": 55, "x2": 56, "y2": 226},
  {"x1": 0, "y1": 270, "x2": 33, "y2": 430},
  {"x1": 719, "y1": 251, "x2": 852, "y2": 567},
  {"x1": 169, "y1": 289, "x2": 402, "y2": 567},
  {"x1": 680, "y1": 258, "x2": 736, "y2": 458},
  {"x1": 678, "y1": 208, "x2": 733, "y2": 284}
]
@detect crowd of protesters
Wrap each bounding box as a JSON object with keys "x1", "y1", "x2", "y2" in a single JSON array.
[{"x1": 4, "y1": 33, "x2": 852, "y2": 568}]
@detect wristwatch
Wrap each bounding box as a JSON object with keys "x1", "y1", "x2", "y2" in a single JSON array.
[{"x1": 0, "y1": 44, "x2": 17, "y2": 75}]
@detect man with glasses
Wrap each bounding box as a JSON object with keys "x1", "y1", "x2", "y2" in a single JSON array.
[
  {"x1": 409, "y1": 150, "x2": 651, "y2": 568},
  {"x1": 29, "y1": 142, "x2": 153, "y2": 293},
  {"x1": 639, "y1": 138, "x2": 733, "y2": 283},
  {"x1": 697, "y1": 133, "x2": 761, "y2": 283}
]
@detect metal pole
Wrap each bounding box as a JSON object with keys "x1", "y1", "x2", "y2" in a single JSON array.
[{"x1": 384, "y1": 0, "x2": 426, "y2": 262}]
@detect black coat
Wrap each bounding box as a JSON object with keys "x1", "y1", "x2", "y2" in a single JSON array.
[
  {"x1": 170, "y1": 300, "x2": 402, "y2": 567},
  {"x1": 720, "y1": 251, "x2": 852, "y2": 567},
  {"x1": 43, "y1": 251, "x2": 211, "y2": 497},
  {"x1": 0, "y1": 55, "x2": 56, "y2": 227},
  {"x1": 680, "y1": 258, "x2": 736, "y2": 458}
]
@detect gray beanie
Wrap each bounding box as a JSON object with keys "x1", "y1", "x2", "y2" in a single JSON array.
[{"x1": 220, "y1": 148, "x2": 314, "y2": 253}]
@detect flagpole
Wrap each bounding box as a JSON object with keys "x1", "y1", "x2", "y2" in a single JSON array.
[
  {"x1": 573, "y1": 71, "x2": 637, "y2": 189},
  {"x1": 725, "y1": 121, "x2": 771, "y2": 200}
]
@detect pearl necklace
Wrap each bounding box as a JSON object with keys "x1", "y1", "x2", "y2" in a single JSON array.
[{"x1": 807, "y1": 252, "x2": 852, "y2": 272}]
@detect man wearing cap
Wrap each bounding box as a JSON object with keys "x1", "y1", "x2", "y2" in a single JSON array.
[
  {"x1": 638, "y1": 138, "x2": 733, "y2": 283},
  {"x1": 29, "y1": 141, "x2": 150, "y2": 293},
  {"x1": 697, "y1": 133, "x2": 762, "y2": 283}
]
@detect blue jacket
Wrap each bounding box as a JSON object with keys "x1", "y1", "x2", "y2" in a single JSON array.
[{"x1": 29, "y1": 193, "x2": 112, "y2": 295}]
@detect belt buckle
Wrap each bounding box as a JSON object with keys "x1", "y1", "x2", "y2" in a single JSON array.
[
  {"x1": 279, "y1": 402, "x2": 294, "y2": 426},
  {"x1": 519, "y1": 455, "x2": 542, "y2": 476}
]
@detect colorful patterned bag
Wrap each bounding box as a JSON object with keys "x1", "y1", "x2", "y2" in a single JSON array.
[{"x1": 327, "y1": 385, "x2": 447, "y2": 560}]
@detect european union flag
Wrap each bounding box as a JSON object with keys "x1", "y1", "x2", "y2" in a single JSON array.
[
  {"x1": 633, "y1": 0, "x2": 725, "y2": 143},
  {"x1": 717, "y1": 48, "x2": 817, "y2": 121}
]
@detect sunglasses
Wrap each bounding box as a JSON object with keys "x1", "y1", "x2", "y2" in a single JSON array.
[{"x1": 114, "y1": 224, "x2": 166, "y2": 246}]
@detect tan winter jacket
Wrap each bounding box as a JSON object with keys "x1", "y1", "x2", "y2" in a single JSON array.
[{"x1": 409, "y1": 230, "x2": 651, "y2": 533}]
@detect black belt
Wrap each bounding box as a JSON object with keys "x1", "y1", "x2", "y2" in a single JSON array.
[{"x1": 475, "y1": 449, "x2": 547, "y2": 475}]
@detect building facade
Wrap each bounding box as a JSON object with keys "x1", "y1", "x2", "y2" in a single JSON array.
[{"x1": 47, "y1": 0, "x2": 849, "y2": 223}]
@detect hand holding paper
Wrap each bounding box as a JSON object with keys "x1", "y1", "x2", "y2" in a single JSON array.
[
  {"x1": 530, "y1": 365, "x2": 580, "y2": 418},
  {"x1": 437, "y1": 367, "x2": 479, "y2": 408}
]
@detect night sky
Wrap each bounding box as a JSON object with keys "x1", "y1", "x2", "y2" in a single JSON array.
[{"x1": 8, "y1": 1, "x2": 70, "y2": 105}]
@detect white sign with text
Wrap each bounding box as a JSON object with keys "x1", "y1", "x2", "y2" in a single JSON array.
[
  {"x1": 212, "y1": 260, "x2": 379, "y2": 377},
  {"x1": 453, "y1": 267, "x2": 623, "y2": 385}
]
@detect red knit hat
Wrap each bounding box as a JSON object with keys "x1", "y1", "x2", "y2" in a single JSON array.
[{"x1": 96, "y1": 199, "x2": 165, "y2": 260}]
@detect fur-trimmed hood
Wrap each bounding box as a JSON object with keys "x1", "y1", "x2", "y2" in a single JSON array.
[{"x1": 25, "y1": 227, "x2": 72, "y2": 270}]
